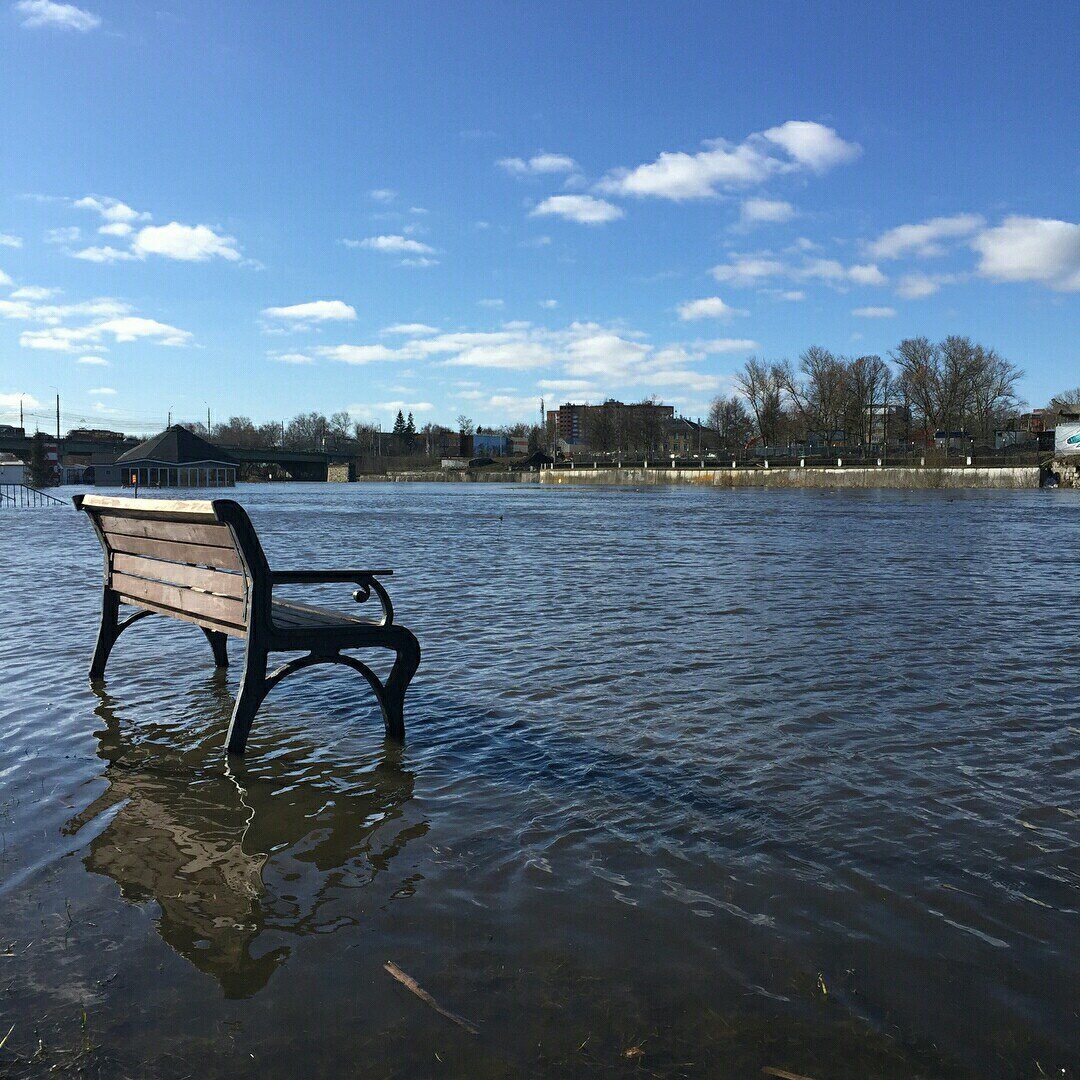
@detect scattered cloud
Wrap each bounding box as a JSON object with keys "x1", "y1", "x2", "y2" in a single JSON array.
[
  {"x1": 781, "y1": 290, "x2": 805, "y2": 301},
  {"x1": 478, "y1": 298, "x2": 504, "y2": 308},
  {"x1": 598, "y1": 120, "x2": 859, "y2": 201},
  {"x1": 677, "y1": 296, "x2": 747, "y2": 320},
  {"x1": 261, "y1": 300, "x2": 357, "y2": 322},
  {"x1": 498, "y1": 153, "x2": 578, "y2": 176},
  {"x1": 711, "y1": 255, "x2": 787, "y2": 287},
  {"x1": 11, "y1": 300, "x2": 193, "y2": 351},
  {"x1": 971, "y1": 216, "x2": 1080, "y2": 291},
  {"x1": 400, "y1": 256, "x2": 438, "y2": 268},
  {"x1": 74, "y1": 195, "x2": 149, "y2": 224},
  {"x1": 10, "y1": 286, "x2": 58, "y2": 300},
  {"x1": 895, "y1": 272, "x2": 963, "y2": 299},
  {"x1": 314, "y1": 344, "x2": 401, "y2": 364},
  {"x1": 867, "y1": 213, "x2": 985, "y2": 260},
  {"x1": 346, "y1": 235, "x2": 436, "y2": 255},
  {"x1": 77, "y1": 355, "x2": 109, "y2": 365},
  {"x1": 739, "y1": 198, "x2": 796, "y2": 227},
  {"x1": 759, "y1": 120, "x2": 862, "y2": 172},
  {"x1": 269, "y1": 352, "x2": 314, "y2": 364},
  {"x1": 713, "y1": 253, "x2": 887, "y2": 291},
  {"x1": 0, "y1": 234, "x2": 22, "y2": 248},
  {"x1": 87, "y1": 386, "x2": 116, "y2": 395},
  {"x1": 98, "y1": 222, "x2": 133, "y2": 237},
  {"x1": 538, "y1": 379, "x2": 598, "y2": 394},
  {"x1": 852, "y1": 306, "x2": 897, "y2": 318},
  {"x1": 530, "y1": 195, "x2": 623, "y2": 224},
  {"x1": 72, "y1": 245, "x2": 140, "y2": 263},
  {"x1": 370, "y1": 189, "x2": 397, "y2": 202},
  {"x1": 0, "y1": 269, "x2": 11, "y2": 286},
  {"x1": 15, "y1": 0, "x2": 99, "y2": 31},
  {"x1": 695, "y1": 338, "x2": 760, "y2": 353},
  {"x1": 382, "y1": 323, "x2": 440, "y2": 336},
  {"x1": 45, "y1": 226, "x2": 80, "y2": 244},
  {"x1": 133, "y1": 222, "x2": 241, "y2": 261},
  {"x1": 538, "y1": 299, "x2": 558, "y2": 308}
]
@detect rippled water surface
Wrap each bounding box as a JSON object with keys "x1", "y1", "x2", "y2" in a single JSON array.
[{"x1": 1, "y1": 483, "x2": 1077, "y2": 1078}]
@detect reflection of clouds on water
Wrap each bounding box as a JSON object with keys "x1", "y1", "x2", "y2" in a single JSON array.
[{"x1": 64, "y1": 687, "x2": 427, "y2": 998}]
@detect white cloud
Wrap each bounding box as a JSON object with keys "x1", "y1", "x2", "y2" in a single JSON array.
[
  {"x1": 77, "y1": 355, "x2": 109, "y2": 365},
  {"x1": 971, "y1": 216, "x2": 1080, "y2": 291},
  {"x1": 537, "y1": 379, "x2": 598, "y2": 394},
  {"x1": 0, "y1": 392, "x2": 42, "y2": 425},
  {"x1": 0, "y1": 296, "x2": 127, "y2": 324},
  {"x1": 530, "y1": 195, "x2": 623, "y2": 225},
  {"x1": 382, "y1": 323, "x2": 440, "y2": 336},
  {"x1": 598, "y1": 120, "x2": 858, "y2": 201},
  {"x1": 695, "y1": 338, "x2": 760, "y2": 353},
  {"x1": 0, "y1": 269, "x2": 11, "y2": 286},
  {"x1": 740, "y1": 198, "x2": 795, "y2": 226},
  {"x1": 96, "y1": 316, "x2": 192, "y2": 345},
  {"x1": 315, "y1": 344, "x2": 400, "y2": 364},
  {"x1": 847, "y1": 263, "x2": 888, "y2": 286},
  {"x1": 711, "y1": 255, "x2": 786, "y2": 287},
  {"x1": 760, "y1": 121, "x2": 862, "y2": 172},
  {"x1": 370, "y1": 189, "x2": 396, "y2": 202},
  {"x1": 867, "y1": 213, "x2": 985, "y2": 260},
  {"x1": 895, "y1": 272, "x2": 964, "y2": 299},
  {"x1": 781, "y1": 290, "x2": 805, "y2": 301},
  {"x1": 677, "y1": 296, "x2": 746, "y2": 321},
  {"x1": 498, "y1": 153, "x2": 578, "y2": 176},
  {"x1": 98, "y1": 222, "x2": 133, "y2": 237},
  {"x1": 133, "y1": 222, "x2": 241, "y2": 262},
  {"x1": 478, "y1": 298, "x2": 504, "y2": 308},
  {"x1": 15, "y1": 0, "x2": 99, "y2": 31},
  {"x1": 852, "y1": 306, "x2": 897, "y2": 318},
  {"x1": 261, "y1": 300, "x2": 357, "y2": 322},
  {"x1": 538, "y1": 299, "x2": 558, "y2": 308},
  {"x1": 0, "y1": 234, "x2": 22, "y2": 248},
  {"x1": 269, "y1": 352, "x2": 313, "y2": 364},
  {"x1": 45, "y1": 226, "x2": 80, "y2": 244},
  {"x1": 72, "y1": 245, "x2": 140, "y2": 263},
  {"x1": 347, "y1": 235, "x2": 436, "y2": 255},
  {"x1": 10, "y1": 287, "x2": 58, "y2": 300},
  {"x1": 74, "y1": 196, "x2": 148, "y2": 224},
  {"x1": 88, "y1": 386, "x2": 116, "y2": 395},
  {"x1": 409, "y1": 206, "x2": 428, "y2": 215},
  {"x1": 400, "y1": 256, "x2": 439, "y2": 268}
]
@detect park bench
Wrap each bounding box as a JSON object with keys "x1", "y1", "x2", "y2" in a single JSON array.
[{"x1": 74, "y1": 494, "x2": 421, "y2": 754}]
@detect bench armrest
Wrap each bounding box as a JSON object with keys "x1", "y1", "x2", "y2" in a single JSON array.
[
  {"x1": 270, "y1": 569, "x2": 395, "y2": 625},
  {"x1": 270, "y1": 569, "x2": 393, "y2": 583}
]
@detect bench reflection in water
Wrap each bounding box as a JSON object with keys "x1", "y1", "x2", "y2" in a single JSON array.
[{"x1": 64, "y1": 686, "x2": 429, "y2": 999}]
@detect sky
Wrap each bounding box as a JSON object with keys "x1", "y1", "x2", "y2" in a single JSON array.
[{"x1": 1, "y1": 0, "x2": 1077, "y2": 436}]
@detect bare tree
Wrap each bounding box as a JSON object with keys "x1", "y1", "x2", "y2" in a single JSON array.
[
  {"x1": 584, "y1": 400, "x2": 618, "y2": 453},
  {"x1": 456, "y1": 415, "x2": 474, "y2": 436},
  {"x1": 284, "y1": 411, "x2": 329, "y2": 450},
  {"x1": 707, "y1": 395, "x2": 754, "y2": 448},
  {"x1": 735, "y1": 358, "x2": 785, "y2": 446}
]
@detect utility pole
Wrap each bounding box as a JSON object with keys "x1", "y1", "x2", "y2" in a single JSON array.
[
  {"x1": 55, "y1": 393, "x2": 60, "y2": 440},
  {"x1": 207, "y1": 406, "x2": 211, "y2": 438},
  {"x1": 19, "y1": 396, "x2": 23, "y2": 428}
]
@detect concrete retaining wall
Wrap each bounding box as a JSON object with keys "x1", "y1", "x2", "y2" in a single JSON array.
[{"x1": 536, "y1": 465, "x2": 1040, "y2": 489}]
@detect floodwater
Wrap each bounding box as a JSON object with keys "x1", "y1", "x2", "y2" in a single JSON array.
[{"x1": 0, "y1": 483, "x2": 1076, "y2": 1079}]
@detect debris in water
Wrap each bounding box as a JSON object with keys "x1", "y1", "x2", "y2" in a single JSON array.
[{"x1": 384, "y1": 961, "x2": 480, "y2": 1035}]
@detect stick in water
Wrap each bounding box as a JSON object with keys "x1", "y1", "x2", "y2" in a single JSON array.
[{"x1": 384, "y1": 961, "x2": 480, "y2": 1036}]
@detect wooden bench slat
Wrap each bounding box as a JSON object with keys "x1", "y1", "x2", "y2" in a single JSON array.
[
  {"x1": 115, "y1": 594, "x2": 249, "y2": 639},
  {"x1": 112, "y1": 572, "x2": 247, "y2": 629},
  {"x1": 97, "y1": 513, "x2": 237, "y2": 549},
  {"x1": 111, "y1": 552, "x2": 247, "y2": 599},
  {"x1": 79, "y1": 494, "x2": 220, "y2": 521},
  {"x1": 106, "y1": 532, "x2": 244, "y2": 571}
]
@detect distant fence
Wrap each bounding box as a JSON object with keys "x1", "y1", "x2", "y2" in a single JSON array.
[{"x1": 0, "y1": 483, "x2": 67, "y2": 508}]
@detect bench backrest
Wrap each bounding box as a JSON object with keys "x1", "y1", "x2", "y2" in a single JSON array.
[{"x1": 74, "y1": 495, "x2": 270, "y2": 638}]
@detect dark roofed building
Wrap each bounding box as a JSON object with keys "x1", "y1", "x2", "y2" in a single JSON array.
[{"x1": 115, "y1": 425, "x2": 237, "y2": 489}]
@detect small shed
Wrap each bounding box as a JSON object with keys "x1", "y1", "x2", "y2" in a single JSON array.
[{"x1": 115, "y1": 426, "x2": 238, "y2": 488}]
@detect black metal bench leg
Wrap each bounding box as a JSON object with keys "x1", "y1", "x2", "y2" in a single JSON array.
[
  {"x1": 382, "y1": 630, "x2": 421, "y2": 739},
  {"x1": 89, "y1": 588, "x2": 120, "y2": 682},
  {"x1": 202, "y1": 628, "x2": 229, "y2": 669},
  {"x1": 226, "y1": 642, "x2": 268, "y2": 755}
]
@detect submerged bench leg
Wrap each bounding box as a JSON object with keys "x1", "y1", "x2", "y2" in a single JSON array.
[
  {"x1": 226, "y1": 642, "x2": 268, "y2": 755},
  {"x1": 89, "y1": 588, "x2": 120, "y2": 681},
  {"x1": 382, "y1": 630, "x2": 421, "y2": 739},
  {"x1": 202, "y1": 628, "x2": 229, "y2": 669}
]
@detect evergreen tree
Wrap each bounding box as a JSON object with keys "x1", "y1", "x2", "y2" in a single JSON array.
[
  {"x1": 27, "y1": 433, "x2": 52, "y2": 487},
  {"x1": 392, "y1": 410, "x2": 406, "y2": 437},
  {"x1": 405, "y1": 412, "x2": 416, "y2": 451}
]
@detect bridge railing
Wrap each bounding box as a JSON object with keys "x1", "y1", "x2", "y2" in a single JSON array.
[{"x1": 0, "y1": 484, "x2": 67, "y2": 508}]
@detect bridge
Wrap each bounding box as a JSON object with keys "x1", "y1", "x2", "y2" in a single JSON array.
[{"x1": 0, "y1": 432, "x2": 350, "y2": 482}]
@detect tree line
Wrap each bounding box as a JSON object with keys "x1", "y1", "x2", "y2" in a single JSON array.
[{"x1": 726, "y1": 336, "x2": 1030, "y2": 450}]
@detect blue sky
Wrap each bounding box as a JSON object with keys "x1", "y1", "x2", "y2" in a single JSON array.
[{"x1": 1, "y1": 0, "x2": 1077, "y2": 435}]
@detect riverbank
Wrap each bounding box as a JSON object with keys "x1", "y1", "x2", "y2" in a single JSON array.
[{"x1": 358, "y1": 464, "x2": 1045, "y2": 488}]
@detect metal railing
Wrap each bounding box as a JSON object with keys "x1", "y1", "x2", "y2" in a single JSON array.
[{"x1": 0, "y1": 483, "x2": 67, "y2": 507}]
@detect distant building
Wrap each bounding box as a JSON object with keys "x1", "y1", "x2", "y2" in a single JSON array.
[
  {"x1": 1019, "y1": 409, "x2": 1053, "y2": 434},
  {"x1": 115, "y1": 425, "x2": 238, "y2": 488},
  {"x1": 660, "y1": 417, "x2": 716, "y2": 456},
  {"x1": 0, "y1": 458, "x2": 28, "y2": 484},
  {"x1": 546, "y1": 400, "x2": 676, "y2": 452},
  {"x1": 868, "y1": 403, "x2": 911, "y2": 444}
]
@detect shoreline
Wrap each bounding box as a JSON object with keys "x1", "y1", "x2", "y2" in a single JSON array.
[{"x1": 355, "y1": 464, "x2": 1052, "y2": 489}]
